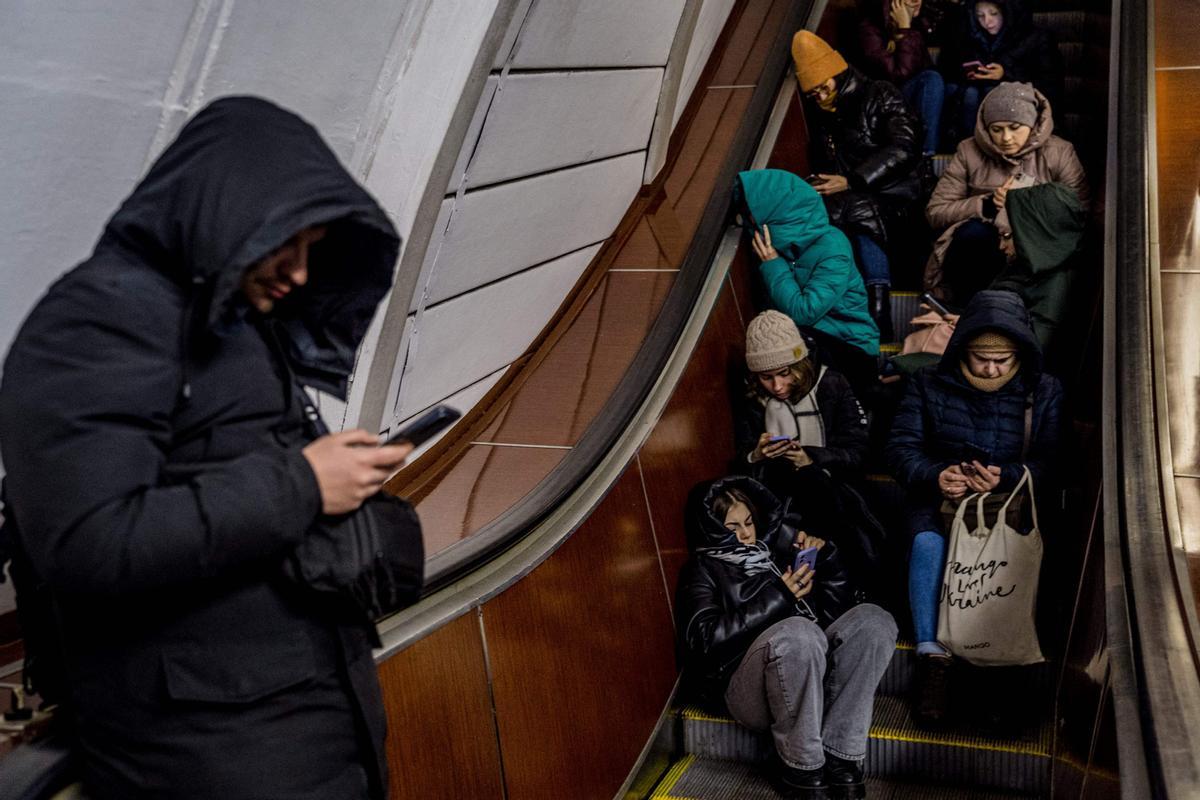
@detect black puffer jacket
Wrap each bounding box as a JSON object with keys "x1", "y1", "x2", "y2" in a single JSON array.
[
  {"x1": 885, "y1": 290, "x2": 1063, "y2": 537},
  {"x1": 938, "y1": 0, "x2": 1064, "y2": 108},
  {"x1": 0, "y1": 97, "x2": 408, "y2": 799},
  {"x1": 675, "y1": 477, "x2": 855, "y2": 702},
  {"x1": 733, "y1": 366, "x2": 869, "y2": 475},
  {"x1": 805, "y1": 66, "x2": 922, "y2": 243}
]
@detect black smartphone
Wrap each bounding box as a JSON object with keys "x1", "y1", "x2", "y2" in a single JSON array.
[
  {"x1": 922, "y1": 292, "x2": 952, "y2": 318},
  {"x1": 961, "y1": 442, "x2": 992, "y2": 467},
  {"x1": 382, "y1": 405, "x2": 461, "y2": 448}
]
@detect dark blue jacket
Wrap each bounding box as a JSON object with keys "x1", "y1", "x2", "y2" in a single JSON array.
[{"x1": 885, "y1": 290, "x2": 1063, "y2": 536}]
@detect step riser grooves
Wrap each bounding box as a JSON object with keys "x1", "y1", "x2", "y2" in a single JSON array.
[{"x1": 869, "y1": 739, "x2": 1049, "y2": 795}]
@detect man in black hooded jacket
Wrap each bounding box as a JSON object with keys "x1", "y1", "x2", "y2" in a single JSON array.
[{"x1": 0, "y1": 97, "x2": 419, "y2": 799}]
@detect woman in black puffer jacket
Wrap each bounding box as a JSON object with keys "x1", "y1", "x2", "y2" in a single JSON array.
[
  {"x1": 885, "y1": 289, "x2": 1062, "y2": 726},
  {"x1": 675, "y1": 476, "x2": 897, "y2": 798}
]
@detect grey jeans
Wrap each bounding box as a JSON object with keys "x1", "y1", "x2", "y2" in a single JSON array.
[{"x1": 724, "y1": 603, "x2": 897, "y2": 769}]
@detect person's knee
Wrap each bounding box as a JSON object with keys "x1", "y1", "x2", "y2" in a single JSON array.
[
  {"x1": 768, "y1": 616, "x2": 827, "y2": 663},
  {"x1": 915, "y1": 69, "x2": 944, "y2": 92},
  {"x1": 837, "y1": 603, "x2": 899, "y2": 646},
  {"x1": 911, "y1": 529, "x2": 945, "y2": 560}
]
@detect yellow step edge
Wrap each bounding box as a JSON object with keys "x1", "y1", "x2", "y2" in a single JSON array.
[
  {"x1": 891, "y1": 291, "x2": 920, "y2": 297},
  {"x1": 880, "y1": 343, "x2": 902, "y2": 354},
  {"x1": 868, "y1": 725, "x2": 1051, "y2": 758},
  {"x1": 649, "y1": 753, "x2": 698, "y2": 799}
]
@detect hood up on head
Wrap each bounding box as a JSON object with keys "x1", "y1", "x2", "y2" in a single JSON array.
[
  {"x1": 734, "y1": 170, "x2": 832, "y2": 262},
  {"x1": 965, "y1": 0, "x2": 1030, "y2": 47},
  {"x1": 685, "y1": 476, "x2": 785, "y2": 551},
  {"x1": 974, "y1": 83, "x2": 1054, "y2": 164},
  {"x1": 939, "y1": 289, "x2": 1042, "y2": 381},
  {"x1": 98, "y1": 96, "x2": 401, "y2": 398}
]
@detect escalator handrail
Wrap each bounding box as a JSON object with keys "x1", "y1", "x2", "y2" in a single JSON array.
[{"x1": 1104, "y1": 0, "x2": 1200, "y2": 795}]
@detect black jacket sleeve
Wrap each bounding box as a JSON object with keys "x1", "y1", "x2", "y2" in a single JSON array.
[
  {"x1": 0, "y1": 270, "x2": 321, "y2": 596},
  {"x1": 886, "y1": 371, "x2": 954, "y2": 492},
  {"x1": 810, "y1": 540, "x2": 856, "y2": 628},
  {"x1": 805, "y1": 372, "x2": 869, "y2": 473},
  {"x1": 849, "y1": 82, "x2": 921, "y2": 191},
  {"x1": 676, "y1": 559, "x2": 795, "y2": 670},
  {"x1": 733, "y1": 392, "x2": 765, "y2": 471},
  {"x1": 996, "y1": 374, "x2": 1064, "y2": 493}
]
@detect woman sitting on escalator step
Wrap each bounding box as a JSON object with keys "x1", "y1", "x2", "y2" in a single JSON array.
[
  {"x1": 885, "y1": 289, "x2": 1063, "y2": 728},
  {"x1": 676, "y1": 476, "x2": 897, "y2": 799},
  {"x1": 734, "y1": 310, "x2": 885, "y2": 591}
]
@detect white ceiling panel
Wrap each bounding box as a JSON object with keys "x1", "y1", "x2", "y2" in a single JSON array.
[
  {"x1": 673, "y1": 0, "x2": 737, "y2": 128},
  {"x1": 388, "y1": 366, "x2": 508, "y2": 461},
  {"x1": 447, "y1": 75, "x2": 500, "y2": 194},
  {"x1": 509, "y1": 0, "x2": 686, "y2": 68},
  {"x1": 394, "y1": 243, "x2": 601, "y2": 420},
  {"x1": 422, "y1": 152, "x2": 642, "y2": 306},
  {"x1": 464, "y1": 69, "x2": 661, "y2": 188}
]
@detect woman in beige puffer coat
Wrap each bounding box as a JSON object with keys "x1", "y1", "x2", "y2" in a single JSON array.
[{"x1": 923, "y1": 81, "x2": 1088, "y2": 302}]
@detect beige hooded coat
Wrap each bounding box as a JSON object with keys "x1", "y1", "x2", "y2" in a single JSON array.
[{"x1": 923, "y1": 86, "x2": 1088, "y2": 295}]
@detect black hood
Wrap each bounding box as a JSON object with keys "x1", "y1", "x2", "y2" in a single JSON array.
[
  {"x1": 940, "y1": 289, "x2": 1042, "y2": 381},
  {"x1": 685, "y1": 476, "x2": 785, "y2": 551},
  {"x1": 965, "y1": 0, "x2": 1029, "y2": 50},
  {"x1": 97, "y1": 96, "x2": 400, "y2": 397}
]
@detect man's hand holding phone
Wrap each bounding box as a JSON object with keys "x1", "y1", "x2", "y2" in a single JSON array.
[
  {"x1": 810, "y1": 173, "x2": 849, "y2": 196},
  {"x1": 961, "y1": 461, "x2": 1002, "y2": 492},
  {"x1": 303, "y1": 430, "x2": 412, "y2": 515}
]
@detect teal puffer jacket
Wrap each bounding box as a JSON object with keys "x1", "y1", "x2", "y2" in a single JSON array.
[{"x1": 738, "y1": 169, "x2": 879, "y2": 356}]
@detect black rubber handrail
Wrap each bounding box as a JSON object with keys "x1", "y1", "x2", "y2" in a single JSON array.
[
  {"x1": 418, "y1": 0, "x2": 815, "y2": 592},
  {"x1": 1104, "y1": 0, "x2": 1200, "y2": 795}
]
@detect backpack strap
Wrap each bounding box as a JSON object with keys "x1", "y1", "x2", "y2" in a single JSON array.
[{"x1": 1020, "y1": 392, "x2": 1034, "y2": 462}]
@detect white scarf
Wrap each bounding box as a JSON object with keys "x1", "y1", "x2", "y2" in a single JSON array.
[{"x1": 763, "y1": 365, "x2": 827, "y2": 447}]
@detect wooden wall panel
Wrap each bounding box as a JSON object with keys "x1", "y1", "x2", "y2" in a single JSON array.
[
  {"x1": 483, "y1": 465, "x2": 676, "y2": 799},
  {"x1": 378, "y1": 612, "x2": 504, "y2": 800},
  {"x1": 640, "y1": 279, "x2": 749, "y2": 607}
]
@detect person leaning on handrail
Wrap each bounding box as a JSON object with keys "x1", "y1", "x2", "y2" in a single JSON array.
[
  {"x1": 676, "y1": 476, "x2": 897, "y2": 799},
  {"x1": 0, "y1": 97, "x2": 421, "y2": 799}
]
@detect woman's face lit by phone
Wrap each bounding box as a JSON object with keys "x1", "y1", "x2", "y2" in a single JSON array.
[
  {"x1": 987, "y1": 121, "x2": 1032, "y2": 153},
  {"x1": 965, "y1": 350, "x2": 1017, "y2": 379},
  {"x1": 975, "y1": 2, "x2": 1003, "y2": 35},
  {"x1": 756, "y1": 366, "x2": 797, "y2": 400},
  {"x1": 723, "y1": 501, "x2": 757, "y2": 545}
]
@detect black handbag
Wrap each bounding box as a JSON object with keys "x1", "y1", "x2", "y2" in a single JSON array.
[{"x1": 282, "y1": 492, "x2": 425, "y2": 644}]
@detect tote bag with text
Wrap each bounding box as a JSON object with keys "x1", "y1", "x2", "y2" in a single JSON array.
[{"x1": 936, "y1": 466, "x2": 1045, "y2": 666}]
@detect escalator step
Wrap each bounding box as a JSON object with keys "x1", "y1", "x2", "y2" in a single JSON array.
[
  {"x1": 649, "y1": 755, "x2": 1038, "y2": 799},
  {"x1": 676, "y1": 696, "x2": 1050, "y2": 793}
]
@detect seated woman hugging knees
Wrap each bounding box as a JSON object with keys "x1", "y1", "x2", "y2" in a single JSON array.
[{"x1": 676, "y1": 476, "x2": 897, "y2": 798}]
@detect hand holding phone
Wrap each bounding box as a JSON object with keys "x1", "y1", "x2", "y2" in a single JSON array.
[
  {"x1": 962, "y1": 60, "x2": 984, "y2": 75},
  {"x1": 382, "y1": 405, "x2": 462, "y2": 448},
  {"x1": 792, "y1": 545, "x2": 819, "y2": 575}
]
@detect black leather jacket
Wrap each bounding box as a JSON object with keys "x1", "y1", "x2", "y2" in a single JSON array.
[
  {"x1": 675, "y1": 477, "x2": 855, "y2": 702},
  {"x1": 806, "y1": 66, "x2": 922, "y2": 242}
]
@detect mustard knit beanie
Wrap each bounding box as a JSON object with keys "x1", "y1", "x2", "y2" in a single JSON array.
[
  {"x1": 966, "y1": 331, "x2": 1018, "y2": 353},
  {"x1": 746, "y1": 310, "x2": 809, "y2": 372},
  {"x1": 791, "y1": 30, "x2": 848, "y2": 93}
]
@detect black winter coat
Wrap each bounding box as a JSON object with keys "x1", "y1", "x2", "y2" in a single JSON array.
[
  {"x1": 675, "y1": 477, "x2": 855, "y2": 704},
  {"x1": 0, "y1": 98, "x2": 408, "y2": 800},
  {"x1": 733, "y1": 367, "x2": 868, "y2": 476},
  {"x1": 885, "y1": 290, "x2": 1063, "y2": 537},
  {"x1": 805, "y1": 66, "x2": 922, "y2": 244},
  {"x1": 938, "y1": 0, "x2": 1064, "y2": 109}
]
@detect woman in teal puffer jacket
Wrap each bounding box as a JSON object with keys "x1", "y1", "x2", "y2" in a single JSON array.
[{"x1": 738, "y1": 169, "x2": 880, "y2": 400}]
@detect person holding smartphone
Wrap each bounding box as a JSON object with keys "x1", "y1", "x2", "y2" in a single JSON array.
[
  {"x1": 936, "y1": 0, "x2": 1064, "y2": 141},
  {"x1": 676, "y1": 476, "x2": 896, "y2": 798},
  {"x1": 790, "y1": 30, "x2": 924, "y2": 341},
  {"x1": 735, "y1": 311, "x2": 885, "y2": 588},
  {"x1": 885, "y1": 290, "x2": 1063, "y2": 728},
  {"x1": 0, "y1": 98, "x2": 420, "y2": 799}
]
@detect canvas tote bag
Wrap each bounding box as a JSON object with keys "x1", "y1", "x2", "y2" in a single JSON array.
[{"x1": 936, "y1": 466, "x2": 1045, "y2": 666}]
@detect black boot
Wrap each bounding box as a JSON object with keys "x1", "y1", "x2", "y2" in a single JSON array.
[
  {"x1": 824, "y1": 754, "x2": 866, "y2": 799},
  {"x1": 868, "y1": 284, "x2": 894, "y2": 342},
  {"x1": 767, "y1": 752, "x2": 829, "y2": 798},
  {"x1": 913, "y1": 653, "x2": 952, "y2": 728}
]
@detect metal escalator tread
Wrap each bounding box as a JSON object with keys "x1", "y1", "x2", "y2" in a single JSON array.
[{"x1": 649, "y1": 755, "x2": 1038, "y2": 799}]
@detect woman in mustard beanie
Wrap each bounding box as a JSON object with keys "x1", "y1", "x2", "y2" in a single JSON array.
[{"x1": 789, "y1": 30, "x2": 923, "y2": 341}]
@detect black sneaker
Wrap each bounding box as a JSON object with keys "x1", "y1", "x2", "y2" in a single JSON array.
[
  {"x1": 766, "y1": 752, "x2": 829, "y2": 798},
  {"x1": 824, "y1": 753, "x2": 866, "y2": 799},
  {"x1": 913, "y1": 653, "x2": 952, "y2": 728}
]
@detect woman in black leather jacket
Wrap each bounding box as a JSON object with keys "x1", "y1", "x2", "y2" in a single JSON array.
[{"x1": 675, "y1": 476, "x2": 897, "y2": 798}]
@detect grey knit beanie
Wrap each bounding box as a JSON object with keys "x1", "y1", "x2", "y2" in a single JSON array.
[
  {"x1": 745, "y1": 310, "x2": 809, "y2": 372},
  {"x1": 981, "y1": 82, "x2": 1038, "y2": 128}
]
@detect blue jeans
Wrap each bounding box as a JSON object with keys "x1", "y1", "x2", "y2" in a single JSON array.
[
  {"x1": 852, "y1": 234, "x2": 890, "y2": 287},
  {"x1": 724, "y1": 605, "x2": 898, "y2": 768},
  {"x1": 945, "y1": 82, "x2": 985, "y2": 140},
  {"x1": 909, "y1": 530, "x2": 947, "y2": 655},
  {"x1": 902, "y1": 69, "x2": 945, "y2": 155}
]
